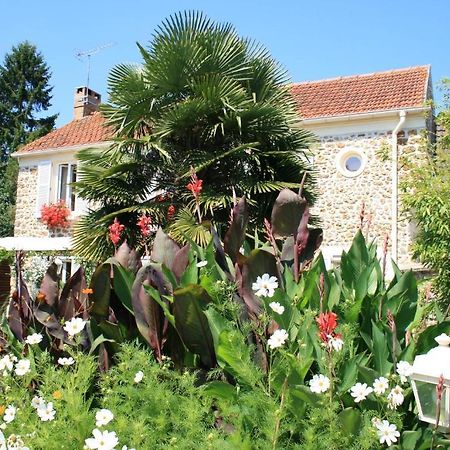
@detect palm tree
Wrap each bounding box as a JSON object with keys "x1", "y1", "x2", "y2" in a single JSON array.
[{"x1": 73, "y1": 11, "x2": 315, "y2": 261}]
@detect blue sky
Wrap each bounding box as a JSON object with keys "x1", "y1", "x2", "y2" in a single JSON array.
[{"x1": 1, "y1": 0, "x2": 449, "y2": 126}]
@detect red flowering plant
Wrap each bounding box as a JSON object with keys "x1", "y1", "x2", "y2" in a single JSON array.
[
  {"x1": 167, "y1": 205, "x2": 176, "y2": 220},
  {"x1": 40, "y1": 200, "x2": 71, "y2": 230},
  {"x1": 137, "y1": 213, "x2": 152, "y2": 256},
  {"x1": 316, "y1": 311, "x2": 343, "y2": 352},
  {"x1": 108, "y1": 217, "x2": 125, "y2": 247},
  {"x1": 186, "y1": 171, "x2": 203, "y2": 222},
  {"x1": 137, "y1": 213, "x2": 152, "y2": 238}
]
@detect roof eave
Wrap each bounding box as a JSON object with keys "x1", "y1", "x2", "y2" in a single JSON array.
[
  {"x1": 12, "y1": 141, "x2": 112, "y2": 158},
  {"x1": 300, "y1": 106, "x2": 430, "y2": 125}
]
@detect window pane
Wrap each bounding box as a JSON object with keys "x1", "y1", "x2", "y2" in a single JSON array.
[
  {"x1": 59, "y1": 165, "x2": 68, "y2": 202},
  {"x1": 345, "y1": 156, "x2": 362, "y2": 172},
  {"x1": 415, "y1": 380, "x2": 447, "y2": 425}
]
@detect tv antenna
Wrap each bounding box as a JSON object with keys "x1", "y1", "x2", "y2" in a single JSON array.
[{"x1": 75, "y1": 42, "x2": 115, "y2": 89}]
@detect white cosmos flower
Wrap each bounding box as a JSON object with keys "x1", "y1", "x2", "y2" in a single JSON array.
[
  {"x1": 373, "y1": 377, "x2": 390, "y2": 395},
  {"x1": 396, "y1": 360, "x2": 413, "y2": 383},
  {"x1": 58, "y1": 357, "x2": 75, "y2": 366},
  {"x1": 328, "y1": 336, "x2": 344, "y2": 352},
  {"x1": 3, "y1": 405, "x2": 16, "y2": 423},
  {"x1": 267, "y1": 329, "x2": 288, "y2": 349},
  {"x1": 31, "y1": 396, "x2": 46, "y2": 410},
  {"x1": 85, "y1": 429, "x2": 119, "y2": 450},
  {"x1": 134, "y1": 371, "x2": 144, "y2": 383},
  {"x1": 15, "y1": 359, "x2": 31, "y2": 376},
  {"x1": 122, "y1": 447, "x2": 136, "y2": 450},
  {"x1": 25, "y1": 333, "x2": 43, "y2": 345},
  {"x1": 375, "y1": 419, "x2": 400, "y2": 447},
  {"x1": 0, "y1": 354, "x2": 17, "y2": 373},
  {"x1": 196, "y1": 260, "x2": 207, "y2": 268},
  {"x1": 6, "y1": 434, "x2": 29, "y2": 450},
  {"x1": 63, "y1": 317, "x2": 87, "y2": 337},
  {"x1": 96, "y1": 409, "x2": 114, "y2": 427},
  {"x1": 37, "y1": 402, "x2": 56, "y2": 422},
  {"x1": 350, "y1": 382, "x2": 373, "y2": 403},
  {"x1": 252, "y1": 274, "x2": 278, "y2": 298},
  {"x1": 387, "y1": 385, "x2": 404, "y2": 409},
  {"x1": 268, "y1": 302, "x2": 285, "y2": 315},
  {"x1": 309, "y1": 374, "x2": 330, "y2": 393}
]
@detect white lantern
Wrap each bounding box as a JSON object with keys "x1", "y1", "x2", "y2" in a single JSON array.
[{"x1": 411, "y1": 333, "x2": 450, "y2": 431}]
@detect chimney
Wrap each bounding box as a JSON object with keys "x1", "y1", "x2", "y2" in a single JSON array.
[{"x1": 73, "y1": 86, "x2": 101, "y2": 120}]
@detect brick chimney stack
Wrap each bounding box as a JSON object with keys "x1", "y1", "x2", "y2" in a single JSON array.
[{"x1": 73, "y1": 86, "x2": 101, "y2": 120}]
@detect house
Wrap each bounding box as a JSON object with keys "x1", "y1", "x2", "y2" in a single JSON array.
[{"x1": 8, "y1": 66, "x2": 434, "y2": 272}]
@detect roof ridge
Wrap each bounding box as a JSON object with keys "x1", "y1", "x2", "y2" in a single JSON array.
[{"x1": 291, "y1": 65, "x2": 431, "y2": 86}]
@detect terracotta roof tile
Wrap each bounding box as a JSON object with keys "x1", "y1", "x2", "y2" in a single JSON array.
[
  {"x1": 15, "y1": 112, "x2": 114, "y2": 155},
  {"x1": 16, "y1": 66, "x2": 431, "y2": 155},
  {"x1": 290, "y1": 65, "x2": 430, "y2": 119}
]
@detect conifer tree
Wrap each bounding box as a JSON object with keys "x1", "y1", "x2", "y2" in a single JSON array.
[{"x1": 0, "y1": 41, "x2": 57, "y2": 236}]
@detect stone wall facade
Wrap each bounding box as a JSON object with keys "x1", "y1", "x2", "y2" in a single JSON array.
[
  {"x1": 311, "y1": 129, "x2": 428, "y2": 270},
  {"x1": 14, "y1": 166, "x2": 49, "y2": 237},
  {"x1": 14, "y1": 166, "x2": 72, "y2": 238}
]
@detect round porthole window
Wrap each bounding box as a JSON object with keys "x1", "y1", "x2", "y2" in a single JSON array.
[{"x1": 336, "y1": 149, "x2": 366, "y2": 177}]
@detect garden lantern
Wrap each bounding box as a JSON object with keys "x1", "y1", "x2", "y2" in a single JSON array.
[{"x1": 411, "y1": 333, "x2": 450, "y2": 431}]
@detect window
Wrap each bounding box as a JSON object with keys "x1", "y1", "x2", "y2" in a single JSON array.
[
  {"x1": 336, "y1": 149, "x2": 366, "y2": 178},
  {"x1": 58, "y1": 164, "x2": 77, "y2": 211}
]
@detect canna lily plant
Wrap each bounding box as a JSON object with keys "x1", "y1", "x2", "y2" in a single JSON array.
[{"x1": 4, "y1": 188, "x2": 450, "y2": 448}]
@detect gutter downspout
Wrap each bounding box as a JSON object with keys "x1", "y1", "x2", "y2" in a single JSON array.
[{"x1": 391, "y1": 110, "x2": 406, "y2": 264}]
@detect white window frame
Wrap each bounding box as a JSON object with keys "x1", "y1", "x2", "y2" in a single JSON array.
[
  {"x1": 336, "y1": 148, "x2": 367, "y2": 178},
  {"x1": 57, "y1": 163, "x2": 77, "y2": 211}
]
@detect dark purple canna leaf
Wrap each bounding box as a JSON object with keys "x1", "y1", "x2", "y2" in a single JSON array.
[
  {"x1": 39, "y1": 263, "x2": 60, "y2": 307},
  {"x1": 271, "y1": 189, "x2": 307, "y2": 238},
  {"x1": 58, "y1": 267, "x2": 88, "y2": 321},
  {"x1": 151, "y1": 228, "x2": 181, "y2": 272},
  {"x1": 114, "y1": 241, "x2": 142, "y2": 273},
  {"x1": 8, "y1": 293, "x2": 25, "y2": 341},
  {"x1": 131, "y1": 264, "x2": 169, "y2": 360},
  {"x1": 34, "y1": 303, "x2": 65, "y2": 341},
  {"x1": 296, "y1": 205, "x2": 310, "y2": 251},
  {"x1": 300, "y1": 228, "x2": 323, "y2": 265},
  {"x1": 171, "y1": 244, "x2": 190, "y2": 281},
  {"x1": 211, "y1": 226, "x2": 230, "y2": 275},
  {"x1": 224, "y1": 197, "x2": 249, "y2": 263},
  {"x1": 237, "y1": 249, "x2": 279, "y2": 318},
  {"x1": 281, "y1": 229, "x2": 323, "y2": 263},
  {"x1": 90, "y1": 263, "x2": 112, "y2": 321}
]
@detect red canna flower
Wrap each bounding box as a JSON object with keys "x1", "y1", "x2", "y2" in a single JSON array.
[
  {"x1": 109, "y1": 218, "x2": 125, "y2": 246},
  {"x1": 186, "y1": 173, "x2": 203, "y2": 198},
  {"x1": 167, "y1": 205, "x2": 176, "y2": 220},
  {"x1": 137, "y1": 213, "x2": 152, "y2": 237},
  {"x1": 316, "y1": 311, "x2": 338, "y2": 344}
]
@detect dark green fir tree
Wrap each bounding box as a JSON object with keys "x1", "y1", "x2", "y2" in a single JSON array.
[{"x1": 0, "y1": 41, "x2": 57, "y2": 236}]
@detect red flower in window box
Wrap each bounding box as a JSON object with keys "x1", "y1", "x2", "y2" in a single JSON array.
[{"x1": 40, "y1": 201, "x2": 71, "y2": 229}]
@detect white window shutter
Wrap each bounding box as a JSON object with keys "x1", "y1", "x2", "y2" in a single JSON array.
[{"x1": 35, "y1": 161, "x2": 52, "y2": 218}]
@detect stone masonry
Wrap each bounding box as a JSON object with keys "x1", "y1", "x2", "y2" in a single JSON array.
[
  {"x1": 14, "y1": 166, "x2": 72, "y2": 238},
  {"x1": 311, "y1": 129, "x2": 427, "y2": 270},
  {"x1": 14, "y1": 166, "x2": 49, "y2": 237}
]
